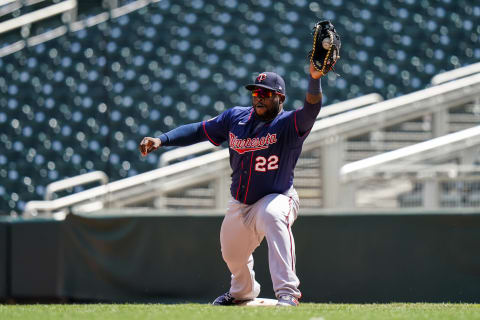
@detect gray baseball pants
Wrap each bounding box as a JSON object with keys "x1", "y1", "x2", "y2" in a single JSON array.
[{"x1": 220, "y1": 187, "x2": 301, "y2": 300}]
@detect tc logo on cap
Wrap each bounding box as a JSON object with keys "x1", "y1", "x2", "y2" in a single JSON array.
[{"x1": 256, "y1": 73, "x2": 267, "y2": 82}]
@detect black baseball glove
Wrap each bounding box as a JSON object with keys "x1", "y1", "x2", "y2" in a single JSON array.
[{"x1": 309, "y1": 20, "x2": 341, "y2": 75}]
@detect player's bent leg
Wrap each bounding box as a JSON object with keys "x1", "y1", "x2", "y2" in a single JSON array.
[
  {"x1": 219, "y1": 199, "x2": 262, "y2": 301},
  {"x1": 255, "y1": 191, "x2": 302, "y2": 301},
  {"x1": 221, "y1": 254, "x2": 260, "y2": 301}
]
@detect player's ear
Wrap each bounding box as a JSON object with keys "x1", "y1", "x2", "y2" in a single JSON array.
[{"x1": 279, "y1": 94, "x2": 285, "y2": 103}]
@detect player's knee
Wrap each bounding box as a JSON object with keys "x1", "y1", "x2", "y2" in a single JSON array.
[
  {"x1": 256, "y1": 197, "x2": 292, "y2": 235},
  {"x1": 221, "y1": 250, "x2": 233, "y2": 263},
  {"x1": 222, "y1": 253, "x2": 248, "y2": 271},
  {"x1": 261, "y1": 203, "x2": 285, "y2": 225},
  {"x1": 221, "y1": 249, "x2": 244, "y2": 265}
]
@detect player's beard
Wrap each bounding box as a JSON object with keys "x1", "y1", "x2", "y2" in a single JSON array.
[{"x1": 255, "y1": 100, "x2": 281, "y2": 122}]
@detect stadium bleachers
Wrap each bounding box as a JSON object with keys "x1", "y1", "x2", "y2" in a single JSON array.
[{"x1": 1, "y1": 0, "x2": 479, "y2": 214}]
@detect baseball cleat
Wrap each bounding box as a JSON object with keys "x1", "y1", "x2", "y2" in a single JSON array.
[
  {"x1": 212, "y1": 292, "x2": 252, "y2": 306},
  {"x1": 276, "y1": 294, "x2": 299, "y2": 307}
]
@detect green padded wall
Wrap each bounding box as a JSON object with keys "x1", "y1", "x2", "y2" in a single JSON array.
[
  {"x1": 0, "y1": 219, "x2": 8, "y2": 300},
  {"x1": 6, "y1": 211, "x2": 480, "y2": 303}
]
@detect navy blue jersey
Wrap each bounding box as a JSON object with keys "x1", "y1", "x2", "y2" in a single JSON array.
[
  {"x1": 160, "y1": 97, "x2": 322, "y2": 205},
  {"x1": 202, "y1": 106, "x2": 311, "y2": 204}
]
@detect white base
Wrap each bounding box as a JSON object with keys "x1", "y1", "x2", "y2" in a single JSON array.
[{"x1": 239, "y1": 298, "x2": 278, "y2": 306}]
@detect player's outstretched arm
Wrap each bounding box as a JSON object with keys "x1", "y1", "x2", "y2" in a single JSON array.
[
  {"x1": 139, "y1": 121, "x2": 212, "y2": 157},
  {"x1": 139, "y1": 137, "x2": 161, "y2": 156},
  {"x1": 294, "y1": 62, "x2": 325, "y2": 136},
  {"x1": 306, "y1": 62, "x2": 324, "y2": 105}
]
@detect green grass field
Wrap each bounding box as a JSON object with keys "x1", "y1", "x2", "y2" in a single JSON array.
[{"x1": 1, "y1": 303, "x2": 480, "y2": 320}]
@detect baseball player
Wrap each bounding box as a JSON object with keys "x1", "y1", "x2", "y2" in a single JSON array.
[{"x1": 139, "y1": 62, "x2": 324, "y2": 306}]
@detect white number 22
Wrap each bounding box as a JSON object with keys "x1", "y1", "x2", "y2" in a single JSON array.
[{"x1": 255, "y1": 155, "x2": 279, "y2": 172}]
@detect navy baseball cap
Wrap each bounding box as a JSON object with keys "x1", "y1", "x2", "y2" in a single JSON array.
[{"x1": 245, "y1": 72, "x2": 286, "y2": 95}]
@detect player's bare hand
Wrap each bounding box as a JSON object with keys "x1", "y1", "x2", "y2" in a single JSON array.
[
  {"x1": 310, "y1": 62, "x2": 324, "y2": 79},
  {"x1": 139, "y1": 137, "x2": 161, "y2": 156}
]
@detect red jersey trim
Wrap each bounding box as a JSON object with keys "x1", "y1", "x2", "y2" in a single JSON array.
[
  {"x1": 287, "y1": 197, "x2": 295, "y2": 271},
  {"x1": 247, "y1": 108, "x2": 254, "y2": 121},
  {"x1": 202, "y1": 121, "x2": 220, "y2": 146},
  {"x1": 294, "y1": 110, "x2": 311, "y2": 138},
  {"x1": 294, "y1": 110, "x2": 299, "y2": 135},
  {"x1": 243, "y1": 152, "x2": 254, "y2": 203}
]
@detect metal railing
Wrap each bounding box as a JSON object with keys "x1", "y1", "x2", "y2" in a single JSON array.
[
  {"x1": 341, "y1": 126, "x2": 480, "y2": 180},
  {"x1": 307, "y1": 72, "x2": 480, "y2": 207},
  {"x1": 44, "y1": 171, "x2": 108, "y2": 201},
  {"x1": 23, "y1": 149, "x2": 231, "y2": 217},
  {"x1": 0, "y1": 0, "x2": 76, "y2": 34},
  {"x1": 24, "y1": 171, "x2": 109, "y2": 217},
  {"x1": 159, "y1": 141, "x2": 221, "y2": 167},
  {"x1": 0, "y1": 0, "x2": 156, "y2": 57},
  {"x1": 317, "y1": 93, "x2": 383, "y2": 119},
  {"x1": 0, "y1": 0, "x2": 77, "y2": 57},
  {"x1": 339, "y1": 126, "x2": 480, "y2": 209},
  {"x1": 431, "y1": 62, "x2": 480, "y2": 85}
]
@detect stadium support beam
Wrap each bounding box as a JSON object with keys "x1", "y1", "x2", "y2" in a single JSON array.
[
  {"x1": 423, "y1": 179, "x2": 439, "y2": 209},
  {"x1": 215, "y1": 171, "x2": 229, "y2": 209},
  {"x1": 322, "y1": 137, "x2": 345, "y2": 208},
  {"x1": 432, "y1": 109, "x2": 449, "y2": 137}
]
